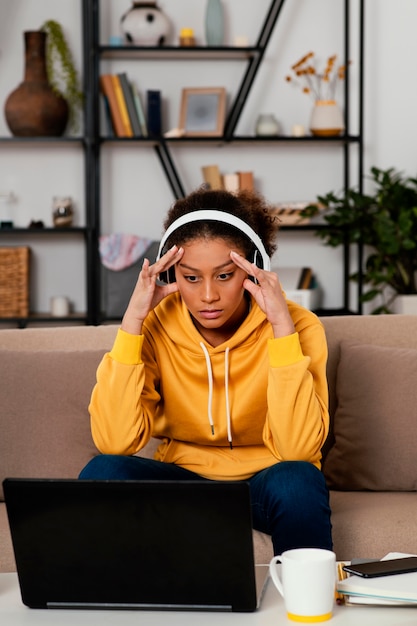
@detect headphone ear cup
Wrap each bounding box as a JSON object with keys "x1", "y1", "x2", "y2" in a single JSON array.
[
  {"x1": 247, "y1": 248, "x2": 264, "y2": 283},
  {"x1": 159, "y1": 267, "x2": 176, "y2": 284},
  {"x1": 253, "y1": 248, "x2": 264, "y2": 270}
]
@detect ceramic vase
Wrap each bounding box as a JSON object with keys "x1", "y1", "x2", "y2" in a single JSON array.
[
  {"x1": 309, "y1": 100, "x2": 344, "y2": 137},
  {"x1": 120, "y1": 1, "x2": 171, "y2": 46},
  {"x1": 255, "y1": 114, "x2": 280, "y2": 136},
  {"x1": 4, "y1": 31, "x2": 69, "y2": 137},
  {"x1": 205, "y1": 0, "x2": 224, "y2": 46}
]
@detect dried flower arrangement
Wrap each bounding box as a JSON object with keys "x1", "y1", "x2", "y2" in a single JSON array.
[{"x1": 285, "y1": 52, "x2": 348, "y2": 101}]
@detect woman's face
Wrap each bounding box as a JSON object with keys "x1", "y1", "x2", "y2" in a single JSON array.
[{"x1": 175, "y1": 237, "x2": 249, "y2": 342}]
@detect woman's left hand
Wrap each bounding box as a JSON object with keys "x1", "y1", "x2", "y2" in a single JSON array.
[{"x1": 230, "y1": 251, "x2": 295, "y2": 338}]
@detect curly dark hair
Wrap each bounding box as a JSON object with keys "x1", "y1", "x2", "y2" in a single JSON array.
[{"x1": 162, "y1": 187, "x2": 279, "y2": 259}]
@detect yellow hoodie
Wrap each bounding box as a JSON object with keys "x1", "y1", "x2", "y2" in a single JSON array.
[{"x1": 89, "y1": 294, "x2": 329, "y2": 480}]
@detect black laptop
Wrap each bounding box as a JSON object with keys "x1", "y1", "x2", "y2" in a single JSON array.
[{"x1": 3, "y1": 478, "x2": 269, "y2": 612}]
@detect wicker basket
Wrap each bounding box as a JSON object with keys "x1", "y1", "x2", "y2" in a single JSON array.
[{"x1": 0, "y1": 247, "x2": 30, "y2": 317}]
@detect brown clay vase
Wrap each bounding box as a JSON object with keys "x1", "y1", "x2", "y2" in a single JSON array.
[{"x1": 4, "y1": 31, "x2": 69, "y2": 137}]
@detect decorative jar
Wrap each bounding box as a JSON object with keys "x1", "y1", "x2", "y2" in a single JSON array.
[
  {"x1": 52, "y1": 197, "x2": 73, "y2": 227},
  {"x1": 255, "y1": 114, "x2": 280, "y2": 136}
]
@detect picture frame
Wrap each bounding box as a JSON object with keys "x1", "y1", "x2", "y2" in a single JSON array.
[{"x1": 179, "y1": 87, "x2": 226, "y2": 137}]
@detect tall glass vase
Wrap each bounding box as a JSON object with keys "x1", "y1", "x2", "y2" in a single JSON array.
[{"x1": 205, "y1": 0, "x2": 224, "y2": 47}]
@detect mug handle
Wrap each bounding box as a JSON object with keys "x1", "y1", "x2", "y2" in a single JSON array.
[{"x1": 269, "y1": 555, "x2": 284, "y2": 597}]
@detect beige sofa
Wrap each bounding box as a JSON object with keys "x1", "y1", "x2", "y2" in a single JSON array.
[{"x1": 1, "y1": 315, "x2": 417, "y2": 572}]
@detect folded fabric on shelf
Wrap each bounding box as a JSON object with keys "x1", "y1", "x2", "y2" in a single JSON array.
[{"x1": 99, "y1": 233, "x2": 154, "y2": 271}]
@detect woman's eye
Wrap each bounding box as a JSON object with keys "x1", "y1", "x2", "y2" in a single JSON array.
[
  {"x1": 185, "y1": 275, "x2": 199, "y2": 282},
  {"x1": 218, "y1": 272, "x2": 233, "y2": 281}
]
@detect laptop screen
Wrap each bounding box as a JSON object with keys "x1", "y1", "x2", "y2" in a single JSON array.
[{"x1": 4, "y1": 478, "x2": 262, "y2": 612}]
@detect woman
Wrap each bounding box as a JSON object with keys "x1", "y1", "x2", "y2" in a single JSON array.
[{"x1": 80, "y1": 187, "x2": 332, "y2": 554}]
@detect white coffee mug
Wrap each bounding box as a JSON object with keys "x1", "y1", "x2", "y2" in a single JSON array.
[{"x1": 269, "y1": 548, "x2": 336, "y2": 622}]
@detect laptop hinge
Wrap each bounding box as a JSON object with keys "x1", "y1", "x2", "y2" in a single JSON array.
[{"x1": 47, "y1": 602, "x2": 233, "y2": 611}]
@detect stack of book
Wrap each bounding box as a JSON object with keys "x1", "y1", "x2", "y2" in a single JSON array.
[
  {"x1": 271, "y1": 202, "x2": 315, "y2": 225},
  {"x1": 201, "y1": 165, "x2": 254, "y2": 192},
  {"x1": 100, "y1": 73, "x2": 161, "y2": 138},
  {"x1": 337, "y1": 553, "x2": 417, "y2": 606},
  {"x1": 273, "y1": 266, "x2": 321, "y2": 311}
]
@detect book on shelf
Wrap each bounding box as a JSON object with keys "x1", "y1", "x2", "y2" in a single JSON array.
[
  {"x1": 222, "y1": 173, "x2": 240, "y2": 193},
  {"x1": 118, "y1": 72, "x2": 142, "y2": 137},
  {"x1": 201, "y1": 167, "x2": 256, "y2": 193},
  {"x1": 111, "y1": 74, "x2": 133, "y2": 137},
  {"x1": 146, "y1": 90, "x2": 162, "y2": 136},
  {"x1": 272, "y1": 201, "x2": 313, "y2": 226},
  {"x1": 337, "y1": 553, "x2": 417, "y2": 606},
  {"x1": 101, "y1": 93, "x2": 114, "y2": 137},
  {"x1": 202, "y1": 164, "x2": 223, "y2": 190},
  {"x1": 99, "y1": 74, "x2": 126, "y2": 137},
  {"x1": 274, "y1": 266, "x2": 314, "y2": 291},
  {"x1": 236, "y1": 171, "x2": 254, "y2": 191},
  {"x1": 131, "y1": 82, "x2": 148, "y2": 137}
]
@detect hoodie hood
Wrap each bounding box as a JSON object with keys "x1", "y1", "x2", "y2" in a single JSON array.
[{"x1": 153, "y1": 292, "x2": 268, "y2": 353}]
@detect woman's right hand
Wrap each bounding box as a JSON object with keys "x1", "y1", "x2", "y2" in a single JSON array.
[{"x1": 121, "y1": 245, "x2": 184, "y2": 335}]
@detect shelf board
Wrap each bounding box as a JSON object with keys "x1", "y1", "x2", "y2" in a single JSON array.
[
  {"x1": 315, "y1": 307, "x2": 358, "y2": 317},
  {"x1": 99, "y1": 45, "x2": 259, "y2": 61},
  {"x1": 100, "y1": 134, "x2": 361, "y2": 145},
  {"x1": 0, "y1": 313, "x2": 88, "y2": 328},
  {"x1": 0, "y1": 136, "x2": 83, "y2": 144},
  {"x1": 280, "y1": 223, "x2": 328, "y2": 231},
  {"x1": 228, "y1": 134, "x2": 361, "y2": 144},
  {"x1": 0, "y1": 227, "x2": 89, "y2": 235}
]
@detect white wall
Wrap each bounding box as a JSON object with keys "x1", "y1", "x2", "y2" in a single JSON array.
[{"x1": 0, "y1": 0, "x2": 416, "y2": 315}]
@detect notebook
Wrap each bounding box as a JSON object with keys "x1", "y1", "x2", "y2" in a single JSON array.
[
  {"x1": 3, "y1": 478, "x2": 269, "y2": 612},
  {"x1": 337, "y1": 553, "x2": 417, "y2": 605}
]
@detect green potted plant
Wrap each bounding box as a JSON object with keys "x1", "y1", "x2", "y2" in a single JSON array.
[
  {"x1": 41, "y1": 19, "x2": 83, "y2": 133},
  {"x1": 301, "y1": 166, "x2": 417, "y2": 314}
]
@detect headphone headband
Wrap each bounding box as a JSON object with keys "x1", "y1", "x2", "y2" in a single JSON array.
[{"x1": 157, "y1": 209, "x2": 271, "y2": 270}]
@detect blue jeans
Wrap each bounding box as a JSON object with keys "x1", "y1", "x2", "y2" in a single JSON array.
[{"x1": 79, "y1": 456, "x2": 332, "y2": 555}]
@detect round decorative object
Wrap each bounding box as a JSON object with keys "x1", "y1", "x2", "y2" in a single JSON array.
[
  {"x1": 4, "y1": 31, "x2": 69, "y2": 137},
  {"x1": 205, "y1": 0, "x2": 224, "y2": 46},
  {"x1": 255, "y1": 113, "x2": 280, "y2": 136},
  {"x1": 310, "y1": 99, "x2": 344, "y2": 137},
  {"x1": 121, "y1": 1, "x2": 171, "y2": 46}
]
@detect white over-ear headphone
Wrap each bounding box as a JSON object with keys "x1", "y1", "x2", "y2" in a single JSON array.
[{"x1": 156, "y1": 209, "x2": 271, "y2": 283}]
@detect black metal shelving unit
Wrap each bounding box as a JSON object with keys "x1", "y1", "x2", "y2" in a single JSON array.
[
  {"x1": 84, "y1": 0, "x2": 364, "y2": 320},
  {"x1": 0, "y1": 2, "x2": 97, "y2": 328},
  {"x1": 1, "y1": 0, "x2": 363, "y2": 326}
]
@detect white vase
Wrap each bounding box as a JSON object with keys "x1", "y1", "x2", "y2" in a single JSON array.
[
  {"x1": 310, "y1": 100, "x2": 344, "y2": 137},
  {"x1": 392, "y1": 295, "x2": 417, "y2": 315}
]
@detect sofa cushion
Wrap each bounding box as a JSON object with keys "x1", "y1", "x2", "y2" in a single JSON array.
[
  {"x1": 0, "y1": 349, "x2": 104, "y2": 500},
  {"x1": 323, "y1": 341, "x2": 417, "y2": 491}
]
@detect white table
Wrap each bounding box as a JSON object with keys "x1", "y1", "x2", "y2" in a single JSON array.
[{"x1": 1, "y1": 573, "x2": 417, "y2": 625}]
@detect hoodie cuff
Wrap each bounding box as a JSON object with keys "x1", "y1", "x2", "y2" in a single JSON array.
[
  {"x1": 109, "y1": 328, "x2": 144, "y2": 365},
  {"x1": 268, "y1": 333, "x2": 304, "y2": 367}
]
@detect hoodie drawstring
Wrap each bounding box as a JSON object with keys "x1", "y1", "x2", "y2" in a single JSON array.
[
  {"x1": 224, "y1": 347, "x2": 232, "y2": 447},
  {"x1": 199, "y1": 342, "x2": 233, "y2": 448},
  {"x1": 200, "y1": 341, "x2": 215, "y2": 436}
]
